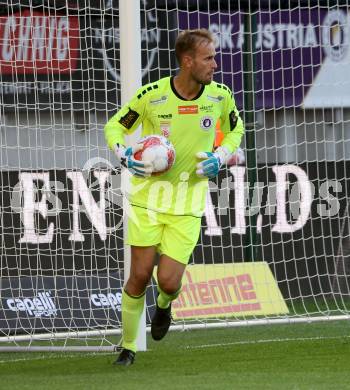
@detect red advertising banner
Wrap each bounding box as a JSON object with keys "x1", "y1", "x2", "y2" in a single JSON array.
[{"x1": 0, "y1": 10, "x2": 80, "y2": 74}]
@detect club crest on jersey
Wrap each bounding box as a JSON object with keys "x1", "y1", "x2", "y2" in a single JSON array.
[
  {"x1": 200, "y1": 116, "x2": 214, "y2": 131},
  {"x1": 160, "y1": 121, "x2": 171, "y2": 137}
]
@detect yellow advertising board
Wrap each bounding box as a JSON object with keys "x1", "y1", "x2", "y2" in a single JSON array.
[{"x1": 154, "y1": 262, "x2": 288, "y2": 320}]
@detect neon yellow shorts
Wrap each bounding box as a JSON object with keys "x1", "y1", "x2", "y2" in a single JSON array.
[{"x1": 126, "y1": 205, "x2": 202, "y2": 265}]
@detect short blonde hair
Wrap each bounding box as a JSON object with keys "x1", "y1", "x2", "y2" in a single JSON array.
[{"x1": 175, "y1": 29, "x2": 215, "y2": 64}]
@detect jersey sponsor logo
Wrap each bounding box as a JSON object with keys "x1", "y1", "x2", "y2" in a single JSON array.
[
  {"x1": 229, "y1": 110, "x2": 238, "y2": 130},
  {"x1": 6, "y1": 291, "x2": 57, "y2": 317},
  {"x1": 118, "y1": 108, "x2": 140, "y2": 129},
  {"x1": 158, "y1": 113, "x2": 172, "y2": 119},
  {"x1": 199, "y1": 104, "x2": 214, "y2": 112},
  {"x1": 150, "y1": 95, "x2": 168, "y2": 105},
  {"x1": 178, "y1": 105, "x2": 198, "y2": 114},
  {"x1": 200, "y1": 116, "x2": 214, "y2": 131},
  {"x1": 207, "y1": 95, "x2": 224, "y2": 103},
  {"x1": 160, "y1": 120, "x2": 171, "y2": 137}
]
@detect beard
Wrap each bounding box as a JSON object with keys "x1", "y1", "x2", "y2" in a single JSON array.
[{"x1": 192, "y1": 72, "x2": 212, "y2": 85}]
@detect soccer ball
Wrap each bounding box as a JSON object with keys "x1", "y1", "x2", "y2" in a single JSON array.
[
  {"x1": 134, "y1": 135, "x2": 175, "y2": 175},
  {"x1": 227, "y1": 147, "x2": 245, "y2": 166}
]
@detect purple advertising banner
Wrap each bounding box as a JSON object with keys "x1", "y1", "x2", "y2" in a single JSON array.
[
  {"x1": 0, "y1": 8, "x2": 348, "y2": 111},
  {"x1": 179, "y1": 8, "x2": 350, "y2": 109}
]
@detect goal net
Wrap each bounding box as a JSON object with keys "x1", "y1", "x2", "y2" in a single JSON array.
[{"x1": 1, "y1": 0, "x2": 350, "y2": 351}]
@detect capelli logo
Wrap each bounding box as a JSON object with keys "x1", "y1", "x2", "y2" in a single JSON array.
[
  {"x1": 6, "y1": 291, "x2": 57, "y2": 317},
  {"x1": 158, "y1": 113, "x2": 172, "y2": 119},
  {"x1": 90, "y1": 291, "x2": 122, "y2": 311}
]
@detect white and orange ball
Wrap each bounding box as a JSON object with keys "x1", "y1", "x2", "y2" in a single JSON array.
[{"x1": 134, "y1": 135, "x2": 175, "y2": 175}]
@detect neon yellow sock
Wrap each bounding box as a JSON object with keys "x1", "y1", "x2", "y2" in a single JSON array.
[
  {"x1": 121, "y1": 289, "x2": 145, "y2": 353},
  {"x1": 157, "y1": 285, "x2": 181, "y2": 309}
]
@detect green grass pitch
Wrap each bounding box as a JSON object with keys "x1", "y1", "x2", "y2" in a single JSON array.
[{"x1": 1, "y1": 321, "x2": 350, "y2": 390}]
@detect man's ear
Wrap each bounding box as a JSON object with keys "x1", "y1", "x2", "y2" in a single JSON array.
[{"x1": 181, "y1": 54, "x2": 193, "y2": 69}]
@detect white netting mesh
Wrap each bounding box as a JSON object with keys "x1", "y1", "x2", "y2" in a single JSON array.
[
  {"x1": 1, "y1": 0, "x2": 350, "y2": 350},
  {"x1": 0, "y1": 2, "x2": 124, "y2": 349}
]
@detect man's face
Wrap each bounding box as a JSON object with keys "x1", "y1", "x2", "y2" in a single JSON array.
[{"x1": 189, "y1": 41, "x2": 217, "y2": 85}]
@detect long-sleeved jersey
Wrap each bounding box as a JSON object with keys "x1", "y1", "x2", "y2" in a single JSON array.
[{"x1": 104, "y1": 76, "x2": 244, "y2": 217}]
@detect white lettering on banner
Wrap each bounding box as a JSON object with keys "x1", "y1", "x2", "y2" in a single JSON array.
[
  {"x1": 67, "y1": 171, "x2": 110, "y2": 242},
  {"x1": 286, "y1": 24, "x2": 298, "y2": 47},
  {"x1": 272, "y1": 165, "x2": 313, "y2": 233},
  {"x1": 174, "y1": 172, "x2": 189, "y2": 215},
  {"x1": 0, "y1": 81, "x2": 70, "y2": 94},
  {"x1": 304, "y1": 23, "x2": 318, "y2": 47},
  {"x1": 317, "y1": 180, "x2": 341, "y2": 217},
  {"x1": 90, "y1": 292, "x2": 122, "y2": 311},
  {"x1": 211, "y1": 10, "x2": 349, "y2": 57},
  {"x1": 56, "y1": 18, "x2": 70, "y2": 60},
  {"x1": 0, "y1": 11, "x2": 79, "y2": 74},
  {"x1": 205, "y1": 165, "x2": 315, "y2": 236},
  {"x1": 6, "y1": 291, "x2": 57, "y2": 317},
  {"x1": 230, "y1": 166, "x2": 246, "y2": 235},
  {"x1": 2, "y1": 16, "x2": 15, "y2": 61},
  {"x1": 237, "y1": 24, "x2": 244, "y2": 49},
  {"x1": 147, "y1": 180, "x2": 173, "y2": 213},
  {"x1": 204, "y1": 187, "x2": 222, "y2": 236},
  {"x1": 17, "y1": 16, "x2": 31, "y2": 61},
  {"x1": 19, "y1": 172, "x2": 54, "y2": 244},
  {"x1": 210, "y1": 21, "x2": 321, "y2": 50},
  {"x1": 210, "y1": 23, "x2": 235, "y2": 49},
  {"x1": 13, "y1": 165, "x2": 339, "y2": 242},
  {"x1": 32, "y1": 16, "x2": 46, "y2": 61},
  {"x1": 261, "y1": 24, "x2": 275, "y2": 49}
]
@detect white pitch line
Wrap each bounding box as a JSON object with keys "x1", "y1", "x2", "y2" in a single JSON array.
[
  {"x1": 183, "y1": 334, "x2": 350, "y2": 350},
  {"x1": 0, "y1": 352, "x2": 114, "y2": 364},
  {"x1": 1, "y1": 335, "x2": 349, "y2": 363}
]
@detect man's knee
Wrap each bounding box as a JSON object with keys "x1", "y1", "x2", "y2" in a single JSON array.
[
  {"x1": 127, "y1": 268, "x2": 152, "y2": 294},
  {"x1": 157, "y1": 272, "x2": 181, "y2": 295}
]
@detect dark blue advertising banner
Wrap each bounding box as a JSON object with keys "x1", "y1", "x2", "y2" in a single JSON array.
[
  {"x1": 0, "y1": 272, "x2": 157, "y2": 334},
  {"x1": 0, "y1": 162, "x2": 348, "y2": 301}
]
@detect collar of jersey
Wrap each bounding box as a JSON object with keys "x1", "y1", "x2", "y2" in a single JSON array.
[{"x1": 170, "y1": 76, "x2": 205, "y2": 101}]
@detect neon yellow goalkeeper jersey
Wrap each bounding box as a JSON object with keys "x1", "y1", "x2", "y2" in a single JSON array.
[{"x1": 104, "y1": 76, "x2": 244, "y2": 217}]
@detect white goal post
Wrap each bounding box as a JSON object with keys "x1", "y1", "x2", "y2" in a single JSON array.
[
  {"x1": 119, "y1": 0, "x2": 146, "y2": 352},
  {"x1": 1, "y1": 0, "x2": 350, "y2": 352}
]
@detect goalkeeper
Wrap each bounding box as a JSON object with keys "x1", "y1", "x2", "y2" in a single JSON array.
[{"x1": 104, "y1": 28, "x2": 244, "y2": 366}]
